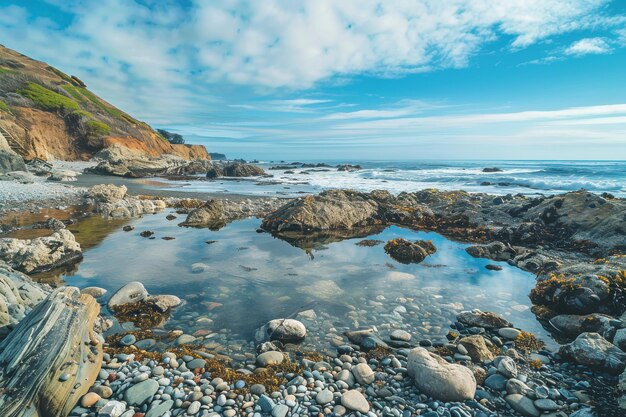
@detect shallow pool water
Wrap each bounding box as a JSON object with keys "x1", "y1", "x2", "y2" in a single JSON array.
[{"x1": 51, "y1": 209, "x2": 554, "y2": 357}]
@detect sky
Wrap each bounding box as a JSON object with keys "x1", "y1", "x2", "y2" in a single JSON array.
[{"x1": 1, "y1": 0, "x2": 626, "y2": 160}]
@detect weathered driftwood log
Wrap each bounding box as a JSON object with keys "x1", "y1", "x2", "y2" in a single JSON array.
[{"x1": 0, "y1": 287, "x2": 102, "y2": 417}]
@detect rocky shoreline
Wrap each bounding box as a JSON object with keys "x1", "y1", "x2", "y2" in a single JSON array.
[{"x1": 1, "y1": 181, "x2": 625, "y2": 417}]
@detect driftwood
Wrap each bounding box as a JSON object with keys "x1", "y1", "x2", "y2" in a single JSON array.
[{"x1": 0, "y1": 287, "x2": 102, "y2": 417}]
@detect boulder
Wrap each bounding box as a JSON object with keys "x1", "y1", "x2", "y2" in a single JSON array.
[
  {"x1": 458, "y1": 335, "x2": 495, "y2": 362},
  {"x1": 407, "y1": 347, "x2": 476, "y2": 402},
  {"x1": 206, "y1": 162, "x2": 265, "y2": 178},
  {"x1": 352, "y1": 363, "x2": 375, "y2": 385},
  {"x1": 559, "y1": 332, "x2": 626, "y2": 374},
  {"x1": 86, "y1": 184, "x2": 127, "y2": 203},
  {"x1": 457, "y1": 309, "x2": 511, "y2": 329},
  {"x1": 384, "y1": 238, "x2": 436, "y2": 264},
  {"x1": 257, "y1": 319, "x2": 306, "y2": 343},
  {"x1": 180, "y1": 200, "x2": 225, "y2": 228},
  {"x1": 0, "y1": 149, "x2": 26, "y2": 173},
  {"x1": 0, "y1": 229, "x2": 82, "y2": 273},
  {"x1": 261, "y1": 190, "x2": 382, "y2": 233},
  {"x1": 107, "y1": 282, "x2": 149, "y2": 310}
]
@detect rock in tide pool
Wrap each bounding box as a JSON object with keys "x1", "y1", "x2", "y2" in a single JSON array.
[
  {"x1": 107, "y1": 281, "x2": 148, "y2": 309},
  {"x1": 498, "y1": 327, "x2": 522, "y2": 340},
  {"x1": 390, "y1": 329, "x2": 412, "y2": 341},
  {"x1": 80, "y1": 286, "x2": 107, "y2": 298},
  {"x1": 180, "y1": 200, "x2": 225, "y2": 228},
  {"x1": 86, "y1": 184, "x2": 127, "y2": 203},
  {"x1": 457, "y1": 309, "x2": 511, "y2": 329},
  {"x1": 341, "y1": 390, "x2": 370, "y2": 413},
  {"x1": 123, "y1": 379, "x2": 159, "y2": 406},
  {"x1": 559, "y1": 332, "x2": 626, "y2": 374},
  {"x1": 257, "y1": 318, "x2": 306, "y2": 343},
  {"x1": 148, "y1": 294, "x2": 182, "y2": 312},
  {"x1": 549, "y1": 313, "x2": 615, "y2": 340},
  {"x1": 407, "y1": 347, "x2": 476, "y2": 402},
  {"x1": 384, "y1": 238, "x2": 436, "y2": 264}
]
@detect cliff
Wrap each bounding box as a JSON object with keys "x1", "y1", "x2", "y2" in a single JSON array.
[{"x1": 0, "y1": 45, "x2": 209, "y2": 162}]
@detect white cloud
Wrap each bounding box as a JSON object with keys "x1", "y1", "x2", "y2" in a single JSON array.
[
  {"x1": 2, "y1": 0, "x2": 623, "y2": 93},
  {"x1": 565, "y1": 37, "x2": 613, "y2": 55}
]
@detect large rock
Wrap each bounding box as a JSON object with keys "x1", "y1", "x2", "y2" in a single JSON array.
[
  {"x1": 0, "y1": 149, "x2": 26, "y2": 173},
  {"x1": 261, "y1": 190, "x2": 383, "y2": 233},
  {"x1": 559, "y1": 332, "x2": 626, "y2": 374},
  {"x1": 180, "y1": 200, "x2": 225, "y2": 228},
  {"x1": 384, "y1": 238, "x2": 436, "y2": 264},
  {"x1": 86, "y1": 184, "x2": 127, "y2": 203},
  {"x1": 457, "y1": 309, "x2": 511, "y2": 329},
  {"x1": 341, "y1": 390, "x2": 369, "y2": 413},
  {"x1": 107, "y1": 282, "x2": 149, "y2": 310},
  {"x1": 458, "y1": 335, "x2": 495, "y2": 362},
  {"x1": 256, "y1": 319, "x2": 306, "y2": 343},
  {"x1": 505, "y1": 394, "x2": 541, "y2": 417},
  {"x1": 206, "y1": 162, "x2": 265, "y2": 178},
  {"x1": 0, "y1": 287, "x2": 103, "y2": 417},
  {"x1": 407, "y1": 347, "x2": 476, "y2": 402},
  {"x1": 123, "y1": 379, "x2": 159, "y2": 406},
  {"x1": 0, "y1": 262, "x2": 49, "y2": 337},
  {"x1": 0, "y1": 229, "x2": 82, "y2": 273},
  {"x1": 549, "y1": 313, "x2": 616, "y2": 340}
]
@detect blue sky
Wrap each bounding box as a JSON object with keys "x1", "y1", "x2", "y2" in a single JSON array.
[{"x1": 2, "y1": 0, "x2": 626, "y2": 160}]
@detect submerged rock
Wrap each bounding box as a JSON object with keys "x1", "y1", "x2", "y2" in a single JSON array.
[
  {"x1": 384, "y1": 238, "x2": 436, "y2": 264},
  {"x1": 549, "y1": 313, "x2": 616, "y2": 340},
  {"x1": 107, "y1": 281, "x2": 149, "y2": 309},
  {"x1": 457, "y1": 309, "x2": 511, "y2": 329},
  {"x1": 458, "y1": 335, "x2": 495, "y2": 362},
  {"x1": 407, "y1": 347, "x2": 476, "y2": 402},
  {"x1": 257, "y1": 318, "x2": 307, "y2": 343}
]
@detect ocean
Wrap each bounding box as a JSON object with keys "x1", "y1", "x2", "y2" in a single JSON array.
[{"x1": 153, "y1": 160, "x2": 626, "y2": 198}]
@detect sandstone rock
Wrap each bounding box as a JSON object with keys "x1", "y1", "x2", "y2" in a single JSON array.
[
  {"x1": 559, "y1": 332, "x2": 626, "y2": 374},
  {"x1": 407, "y1": 347, "x2": 476, "y2": 402},
  {"x1": 0, "y1": 229, "x2": 82, "y2": 273},
  {"x1": 384, "y1": 238, "x2": 436, "y2": 264},
  {"x1": 458, "y1": 335, "x2": 495, "y2": 362},
  {"x1": 457, "y1": 309, "x2": 511, "y2": 329},
  {"x1": 107, "y1": 281, "x2": 149, "y2": 310}
]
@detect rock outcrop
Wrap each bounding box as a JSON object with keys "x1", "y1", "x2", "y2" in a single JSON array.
[
  {"x1": 89, "y1": 146, "x2": 212, "y2": 178},
  {"x1": 0, "y1": 263, "x2": 50, "y2": 338},
  {"x1": 407, "y1": 347, "x2": 477, "y2": 401},
  {"x1": 206, "y1": 162, "x2": 265, "y2": 178},
  {"x1": 0, "y1": 229, "x2": 82, "y2": 273},
  {"x1": 0, "y1": 44, "x2": 210, "y2": 163},
  {"x1": 559, "y1": 332, "x2": 626, "y2": 374},
  {"x1": 84, "y1": 184, "x2": 166, "y2": 217},
  {"x1": 384, "y1": 238, "x2": 436, "y2": 264},
  {"x1": 0, "y1": 287, "x2": 102, "y2": 417}
]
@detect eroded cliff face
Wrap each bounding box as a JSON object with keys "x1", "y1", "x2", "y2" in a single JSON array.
[{"x1": 0, "y1": 44, "x2": 210, "y2": 162}]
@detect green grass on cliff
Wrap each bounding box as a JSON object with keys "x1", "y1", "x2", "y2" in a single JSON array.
[
  {"x1": 20, "y1": 82, "x2": 80, "y2": 113},
  {"x1": 0, "y1": 99, "x2": 9, "y2": 113},
  {"x1": 86, "y1": 120, "x2": 111, "y2": 137}
]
